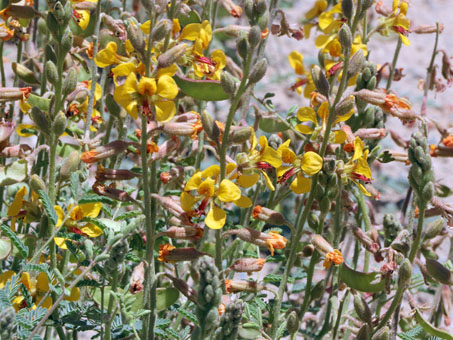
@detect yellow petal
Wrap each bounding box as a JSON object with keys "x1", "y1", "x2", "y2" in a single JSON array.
[
  {"x1": 54, "y1": 205, "x2": 64, "y2": 228},
  {"x1": 36, "y1": 272, "x2": 49, "y2": 292},
  {"x1": 157, "y1": 75, "x2": 178, "y2": 99},
  {"x1": 19, "y1": 100, "x2": 32, "y2": 113},
  {"x1": 0, "y1": 270, "x2": 15, "y2": 289},
  {"x1": 179, "y1": 23, "x2": 202, "y2": 41},
  {"x1": 76, "y1": 10, "x2": 90, "y2": 30},
  {"x1": 288, "y1": 51, "x2": 305, "y2": 75},
  {"x1": 234, "y1": 195, "x2": 252, "y2": 208},
  {"x1": 217, "y1": 179, "x2": 241, "y2": 202},
  {"x1": 334, "y1": 130, "x2": 347, "y2": 144},
  {"x1": 201, "y1": 164, "x2": 220, "y2": 178},
  {"x1": 54, "y1": 237, "x2": 68, "y2": 250},
  {"x1": 64, "y1": 287, "x2": 81, "y2": 301},
  {"x1": 261, "y1": 170, "x2": 275, "y2": 191},
  {"x1": 80, "y1": 223, "x2": 103, "y2": 237},
  {"x1": 185, "y1": 172, "x2": 203, "y2": 191},
  {"x1": 400, "y1": 34, "x2": 410, "y2": 46},
  {"x1": 352, "y1": 136, "x2": 364, "y2": 160},
  {"x1": 211, "y1": 49, "x2": 226, "y2": 70},
  {"x1": 260, "y1": 147, "x2": 282, "y2": 168},
  {"x1": 137, "y1": 77, "x2": 157, "y2": 96},
  {"x1": 157, "y1": 64, "x2": 178, "y2": 78},
  {"x1": 21, "y1": 272, "x2": 31, "y2": 290},
  {"x1": 8, "y1": 186, "x2": 26, "y2": 217},
  {"x1": 297, "y1": 107, "x2": 317, "y2": 124},
  {"x1": 140, "y1": 20, "x2": 151, "y2": 34},
  {"x1": 205, "y1": 204, "x2": 226, "y2": 229},
  {"x1": 180, "y1": 192, "x2": 198, "y2": 212},
  {"x1": 237, "y1": 173, "x2": 259, "y2": 188},
  {"x1": 154, "y1": 100, "x2": 176, "y2": 122},
  {"x1": 290, "y1": 173, "x2": 312, "y2": 194},
  {"x1": 301, "y1": 151, "x2": 323, "y2": 176},
  {"x1": 318, "y1": 102, "x2": 330, "y2": 123},
  {"x1": 112, "y1": 62, "x2": 136, "y2": 85},
  {"x1": 295, "y1": 124, "x2": 314, "y2": 134},
  {"x1": 354, "y1": 181, "x2": 371, "y2": 196},
  {"x1": 79, "y1": 202, "x2": 102, "y2": 218}
]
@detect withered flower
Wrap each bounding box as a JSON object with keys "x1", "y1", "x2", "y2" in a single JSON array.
[
  {"x1": 158, "y1": 244, "x2": 207, "y2": 263},
  {"x1": 224, "y1": 227, "x2": 287, "y2": 256},
  {"x1": 230, "y1": 258, "x2": 266, "y2": 274},
  {"x1": 225, "y1": 279, "x2": 264, "y2": 294},
  {"x1": 81, "y1": 140, "x2": 131, "y2": 164}
]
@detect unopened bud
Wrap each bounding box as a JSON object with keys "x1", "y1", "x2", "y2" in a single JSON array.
[
  {"x1": 422, "y1": 181, "x2": 434, "y2": 202},
  {"x1": 310, "y1": 280, "x2": 325, "y2": 300},
  {"x1": 257, "y1": 11, "x2": 269, "y2": 31},
  {"x1": 302, "y1": 244, "x2": 314, "y2": 257},
  {"x1": 46, "y1": 61, "x2": 58, "y2": 86},
  {"x1": 53, "y1": 111, "x2": 67, "y2": 136},
  {"x1": 229, "y1": 126, "x2": 252, "y2": 144},
  {"x1": 201, "y1": 111, "x2": 220, "y2": 142},
  {"x1": 12, "y1": 63, "x2": 39, "y2": 85},
  {"x1": 342, "y1": 0, "x2": 354, "y2": 21},
  {"x1": 31, "y1": 107, "x2": 51, "y2": 136},
  {"x1": 424, "y1": 218, "x2": 445, "y2": 240},
  {"x1": 60, "y1": 151, "x2": 80, "y2": 180},
  {"x1": 237, "y1": 36, "x2": 249, "y2": 60},
  {"x1": 157, "y1": 226, "x2": 204, "y2": 241},
  {"x1": 354, "y1": 294, "x2": 372, "y2": 324},
  {"x1": 413, "y1": 24, "x2": 444, "y2": 34},
  {"x1": 61, "y1": 30, "x2": 73, "y2": 56},
  {"x1": 426, "y1": 258, "x2": 452, "y2": 285},
  {"x1": 357, "y1": 324, "x2": 371, "y2": 340},
  {"x1": 398, "y1": 259, "x2": 412, "y2": 288},
  {"x1": 338, "y1": 24, "x2": 352, "y2": 53},
  {"x1": 30, "y1": 174, "x2": 47, "y2": 193},
  {"x1": 256, "y1": 0, "x2": 267, "y2": 16},
  {"x1": 127, "y1": 22, "x2": 145, "y2": 57},
  {"x1": 335, "y1": 95, "x2": 355, "y2": 116},
  {"x1": 63, "y1": 68, "x2": 77, "y2": 96},
  {"x1": 249, "y1": 58, "x2": 267, "y2": 83},
  {"x1": 248, "y1": 26, "x2": 261, "y2": 48},
  {"x1": 312, "y1": 65, "x2": 330, "y2": 97},
  {"x1": 353, "y1": 89, "x2": 386, "y2": 106},
  {"x1": 1, "y1": 5, "x2": 37, "y2": 19},
  {"x1": 166, "y1": 273, "x2": 197, "y2": 303},
  {"x1": 373, "y1": 326, "x2": 390, "y2": 340},
  {"x1": 230, "y1": 258, "x2": 266, "y2": 274},
  {"x1": 221, "y1": 72, "x2": 236, "y2": 95},
  {"x1": 244, "y1": 0, "x2": 254, "y2": 19},
  {"x1": 347, "y1": 49, "x2": 365, "y2": 78},
  {"x1": 158, "y1": 43, "x2": 187, "y2": 68},
  {"x1": 152, "y1": 19, "x2": 172, "y2": 41}
]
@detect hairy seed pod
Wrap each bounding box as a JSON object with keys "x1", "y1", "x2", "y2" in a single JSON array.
[
  {"x1": 201, "y1": 111, "x2": 220, "y2": 142},
  {"x1": 286, "y1": 310, "x2": 299, "y2": 335},
  {"x1": 30, "y1": 174, "x2": 47, "y2": 193},
  {"x1": 248, "y1": 58, "x2": 267, "y2": 83},
  {"x1": 237, "y1": 36, "x2": 249, "y2": 60},
  {"x1": 424, "y1": 218, "x2": 445, "y2": 240},
  {"x1": 248, "y1": 26, "x2": 261, "y2": 48},
  {"x1": 60, "y1": 151, "x2": 80, "y2": 180},
  {"x1": 338, "y1": 24, "x2": 352, "y2": 54},
  {"x1": 63, "y1": 68, "x2": 77, "y2": 96},
  {"x1": 152, "y1": 19, "x2": 172, "y2": 41},
  {"x1": 398, "y1": 259, "x2": 412, "y2": 288},
  {"x1": 312, "y1": 65, "x2": 330, "y2": 97},
  {"x1": 372, "y1": 326, "x2": 390, "y2": 340},
  {"x1": 354, "y1": 294, "x2": 372, "y2": 324},
  {"x1": 348, "y1": 49, "x2": 366, "y2": 78},
  {"x1": 158, "y1": 43, "x2": 187, "y2": 69},
  {"x1": 426, "y1": 258, "x2": 452, "y2": 285},
  {"x1": 221, "y1": 72, "x2": 236, "y2": 95},
  {"x1": 357, "y1": 324, "x2": 372, "y2": 340},
  {"x1": 53, "y1": 111, "x2": 67, "y2": 137},
  {"x1": 61, "y1": 30, "x2": 73, "y2": 56},
  {"x1": 46, "y1": 60, "x2": 58, "y2": 86},
  {"x1": 31, "y1": 107, "x2": 51, "y2": 136}
]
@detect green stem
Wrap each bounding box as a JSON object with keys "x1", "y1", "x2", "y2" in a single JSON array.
[
  {"x1": 408, "y1": 205, "x2": 425, "y2": 263},
  {"x1": 420, "y1": 23, "x2": 440, "y2": 116},
  {"x1": 104, "y1": 270, "x2": 120, "y2": 340},
  {"x1": 0, "y1": 41, "x2": 5, "y2": 88},
  {"x1": 355, "y1": 189, "x2": 371, "y2": 272},
  {"x1": 386, "y1": 37, "x2": 402, "y2": 91}
]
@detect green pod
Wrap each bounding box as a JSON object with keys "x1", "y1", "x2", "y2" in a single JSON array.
[
  {"x1": 422, "y1": 181, "x2": 434, "y2": 202},
  {"x1": 312, "y1": 65, "x2": 330, "y2": 97},
  {"x1": 354, "y1": 294, "x2": 372, "y2": 324},
  {"x1": 248, "y1": 58, "x2": 267, "y2": 83},
  {"x1": 237, "y1": 36, "x2": 249, "y2": 60},
  {"x1": 366, "y1": 76, "x2": 376, "y2": 90},
  {"x1": 52, "y1": 111, "x2": 67, "y2": 137},
  {"x1": 30, "y1": 174, "x2": 47, "y2": 193},
  {"x1": 425, "y1": 258, "x2": 452, "y2": 284},
  {"x1": 46, "y1": 60, "x2": 58, "y2": 86},
  {"x1": 31, "y1": 107, "x2": 51, "y2": 136},
  {"x1": 338, "y1": 24, "x2": 352, "y2": 53},
  {"x1": 398, "y1": 259, "x2": 412, "y2": 288},
  {"x1": 61, "y1": 30, "x2": 73, "y2": 56},
  {"x1": 424, "y1": 218, "x2": 445, "y2": 240},
  {"x1": 248, "y1": 26, "x2": 261, "y2": 48},
  {"x1": 63, "y1": 68, "x2": 77, "y2": 96}
]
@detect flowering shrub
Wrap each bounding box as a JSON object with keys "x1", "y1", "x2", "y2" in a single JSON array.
[{"x1": 0, "y1": 0, "x2": 452, "y2": 339}]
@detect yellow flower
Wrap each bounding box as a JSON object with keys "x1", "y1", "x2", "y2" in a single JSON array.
[
  {"x1": 54, "y1": 202, "x2": 103, "y2": 247},
  {"x1": 94, "y1": 42, "x2": 131, "y2": 68},
  {"x1": 288, "y1": 51, "x2": 316, "y2": 98},
  {"x1": 276, "y1": 142, "x2": 323, "y2": 194},
  {"x1": 378, "y1": 0, "x2": 411, "y2": 46},
  {"x1": 7, "y1": 186, "x2": 27, "y2": 232},
  {"x1": 193, "y1": 49, "x2": 226, "y2": 81},
  {"x1": 113, "y1": 71, "x2": 178, "y2": 121},
  {"x1": 341, "y1": 137, "x2": 372, "y2": 196},
  {"x1": 180, "y1": 165, "x2": 251, "y2": 229},
  {"x1": 179, "y1": 20, "x2": 212, "y2": 54},
  {"x1": 235, "y1": 132, "x2": 282, "y2": 190},
  {"x1": 295, "y1": 103, "x2": 351, "y2": 144},
  {"x1": 305, "y1": 0, "x2": 328, "y2": 20}
]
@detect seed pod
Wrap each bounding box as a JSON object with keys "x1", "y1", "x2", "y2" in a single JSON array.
[
  {"x1": 248, "y1": 58, "x2": 267, "y2": 83},
  {"x1": 338, "y1": 24, "x2": 352, "y2": 54},
  {"x1": 347, "y1": 49, "x2": 365, "y2": 78},
  {"x1": 158, "y1": 43, "x2": 187, "y2": 68},
  {"x1": 237, "y1": 36, "x2": 249, "y2": 60},
  {"x1": 372, "y1": 326, "x2": 390, "y2": 340},
  {"x1": 312, "y1": 65, "x2": 330, "y2": 97},
  {"x1": 201, "y1": 111, "x2": 220, "y2": 142},
  {"x1": 63, "y1": 68, "x2": 77, "y2": 96},
  {"x1": 357, "y1": 324, "x2": 372, "y2": 340},
  {"x1": 46, "y1": 60, "x2": 58, "y2": 86},
  {"x1": 354, "y1": 294, "x2": 372, "y2": 324},
  {"x1": 31, "y1": 107, "x2": 51, "y2": 136},
  {"x1": 342, "y1": 0, "x2": 353, "y2": 21},
  {"x1": 229, "y1": 126, "x2": 252, "y2": 144},
  {"x1": 248, "y1": 26, "x2": 261, "y2": 48},
  {"x1": 426, "y1": 258, "x2": 452, "y2": 285},
  {"x1": 61, "y1": 30, "x2": 73, "y2": 56},
  {"x1": 152, "y1": 19, "x2": 172, "y2": 41},
  {"x1": 60, "y1": 151, "x2": 80, "y2": 180},
  {"x1": 244, "y1": 0, "x2": 254, "y2": 19},
  {"x1": 310, "y1": 280, "x2": 325, "y2": 301},
  {"x1": 424, "y1": 218, "x2": 445, "y2": 240},
  {"x1": 30, "y1": 174, "x2": 47, "y2": 193},
  {"x1": 221, "y1": 72, "x2": 236, "y2": 95},
  {"x1": 398, "y1": 259, "x2": 412, "y2": 288},
  {"x1": 53, "y1": 111, "x2": 67, "y2": 137},
  {"x1": 287, "y1": 311, "x2": 299, "y2": 335}
]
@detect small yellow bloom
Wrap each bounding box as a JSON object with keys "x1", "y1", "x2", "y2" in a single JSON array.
[
  {"x1": 193, "y1": 49, "x2": 226, "y2": 81},
  {"x1": 342, "y1": 137, "x2": 373, "y2": 196},
  {"x1": 179, "y1": 20, "x2": 212, "y2": 54},
  {"x1": 288, "y1": 51, "x2": 316, "y2": 98},
  {"x1": 95, "y1": 42, "x2": 130, "y2": 68},
  {"x1": 305, "y1": 0, "x2": 328, "y2": 20}
]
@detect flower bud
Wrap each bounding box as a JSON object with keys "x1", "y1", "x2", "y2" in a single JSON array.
[
  {"x1": 422, "y1": 181, "x2": 434, "y2": 202},
  {"x1": 248, "y1": 58, "x2": 267, "y2": 83},
  {"x1": 158, "y1": 43, "x2": 187, "y2": 68},
  {"x1": 252, "y1": 205, "x2": 288, "y2": 225},
  {"x1": 220, "y1": 71, "x2": 236, "y2": 95},
  {"x1": 312, "y1": 65, "x2": 330, "y2": 97},
  {"x1": 60, "y1": 150, "x2": 80, "y2": 180},
  {"x1": 52, "y1": 111, "x2": 67, "y2": 136},
  {"x1": 257, "y1": 10, "x2": 269, "y2": 31},
  {"x1": 1, "y1": 5, "x2": 37, "y2": 19},
  {"x1": 302, "y1": 244, "x2": 314, "y2": 257},
  {"x1": 96, "y1": 165, "x2": 141, "y2": 182},
  {"x1": 335, "y1": 95, "x2": 355, "y2": 116},
  {"x1": 201, "y1": 111, "x2": 220, "y2": 142},
  {"x1": 256, "y1": 0, "x2": 267, "y2": 16},
  {"x1": 356, "y1": 324, "x2": 371, "y2": 340},
  {"x1": 46, "y1": 60, "x2": 58, "y2": 86},
  {"x1": 312, "y1": 234, "x2": 334, "y2": 254},
  {"x1": 31, "y1": 107, "x2": 51, "y2": 136},
  {"x1": 412, "y1": 24, "x2": 444, "y2": 34},
  {"x1": 152, "y1": 19, "x2": 172, "y2": 41},
  {"x1": 237, "y1": 36, "x2": 249, "y2": 60},
  {"x1": 287, "y1": 311, "x2": 299, "y2": 335},
  {"x1": 338, "y1": 24, "x2": 352, "y2": 54},
  {"x1": 354, "y1": 294, "x2": 372, "y2": 324},
  {"x1": 248, "y1": 26, "x2": 261, "y2": 48},
  {"x1": 426, "y1": 258, "x2": 452, "y2": 285},
  {"x1": 63, "y1": 68, "x2": 77, "y2": 96},
  {"x1": 127, "y1": 22, "x2": 145, "y2": 57},
  {"x1": 230, "y1": 258, "x2": 266, "y2": 274},
  {"x1": 308, "y1": 212, "x2": 319, "y2": 230},
  {"x1": 398, "y1": 259, "x2": 412, "y2": 288},
  {"x1": 372, "y1": 326, "x2": 390, "y2": 340},
  {"x1": 30, "y1": 174, "x2": 47, "y2": 193},
  {"x1": 347, "y1": 49, "x2": 365, "y2": 78},
  {"x1": 157, "y1": 226, "x2": 204, "y2": 241},
  {"x1": 310, "y1": 280, "x2": 325, "y2": 300},
  {"x1": 244, "y1": 0, "x2": 254, "y2": 19},
  {"x1": 342, "y1": 0, "x2": 354, "y2": 21},
  {"x1": 424, "y1": 218, "x2": 445, "y2": 240},
  {"x1": 229, "y1": 126, "x2": 252, "y2": 144},
  {"x1": 61, "y1": 30, "x2": 73, "y2": 56},
  {"x1": 224, "y1": 228, "x2": 287, "y2": 256}
]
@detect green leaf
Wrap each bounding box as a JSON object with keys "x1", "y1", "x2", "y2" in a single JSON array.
[
  {"x1": 0, "y1": 224, "x2": 29, "y2": 258},
  {"x1": 0, "y1": 237, "x2": 12, "y2": 259},
  {"x1": 238, "y1": 326, "x2": 262, "y2": 339},
  {"x1": 81, "y1": 217, "x2": 108, "y2": 231},
  {"x1": 70, "y1": 172, "x2": 80, "y2": 198},
  {"x1": 398, "y1": 326, "x2": 423, "y2": 340},
  {"x1": 263, "y1": 274, "x2": 295, "y2": 284},
  {"x1": 339, "y1": 263, "x2": 385, "y2": 293},
  {"x1": 177, "y1": 308, "x2": 197, "y2": 324},
  {"x1": 156, "y1": 287, "x2": 180, "y2": 311},
  {"x1": 79, "y1": 194, "x2": 114, "y2": 205},
  {"x1": 0, "y1": 159, "x2": 28, "y2": 186},
  {"x1": 177, "y1": 10, "x2": 201, "y2": 26},
  {"x1": 259, "y1": 116, "x2": 289, "y2": 133},
  {"x1": 38, "y1": 190, "x2": 58, "y2": 226},
  {"x1": 114, "y1": 210, "x2": 142, "y2": 221},
  {"x1": 173, "y1": 74, "x2": 230, "y2": 101},
  {"x1": 27, "y1": 94, "x2": 50, "y2": 112},
  {"x1": 378, "y1": 150, "x2": 395, "y2": 163}
]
